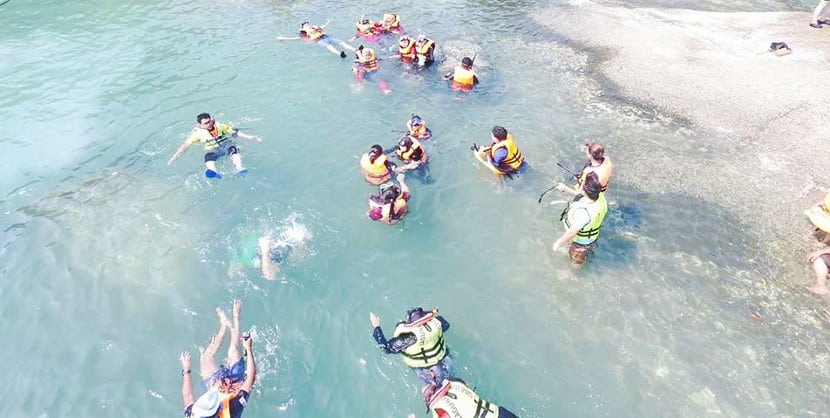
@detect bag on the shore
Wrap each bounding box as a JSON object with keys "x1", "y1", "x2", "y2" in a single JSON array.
[{"x1": 769, "y1": 42, "x2": 792, "y2": 57}]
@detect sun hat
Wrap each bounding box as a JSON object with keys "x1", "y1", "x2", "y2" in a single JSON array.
[{"x1": 191, "y1": 388, "x2": 221, "y2": 418}]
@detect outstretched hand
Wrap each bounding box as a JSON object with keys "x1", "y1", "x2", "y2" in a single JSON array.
[
  {"x1": 370, "y1": 312, "x2": 381, "y2": 328},
  {"x1": 180, "y1": 351, "x2": 191, "y2": 370}
]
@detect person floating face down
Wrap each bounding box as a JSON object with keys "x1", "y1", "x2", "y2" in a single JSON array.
[
  {"x1": 473, "y1": 126, "x2": 525, "y2": 175},
  {"x1": 422, "y1": 378, "x2": 520, "y2": 418},
  {"x1": 406, "y1": 115, "x2": 432, "y2": 140},
  {"x1": 368, "y1": 173, "x2": 411, "y2": 225},
  {"x1": 444, "y1": 57, "x2": 478, "y2": 91},
  {"x1": 369, "y1": 307, "x2": 453, "y2": 386},
  {"x1": 556, "y1": 141, "x2": 613, "y2": 196},
  {"x1": 167, "y1": 113, "x2": 262, "y2": 179},
  {"x1": 179, "y1": 300, "x2": 258, "y2": 418},
  {"x1": 360, "y1": 144, "x2": 397, "y2": 185},
  {"x1": 552, "y1": 172, "x2": 609, "y2": 266}
]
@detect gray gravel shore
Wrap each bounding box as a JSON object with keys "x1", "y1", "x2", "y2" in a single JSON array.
[{"x1": 534, "y1": 2, "x2": 830, "y2": 266}]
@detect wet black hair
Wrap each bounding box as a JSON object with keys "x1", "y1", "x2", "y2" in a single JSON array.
[
  {"x1": 399, "y1": 136, "x2": 413, "y2": 148},
  {"x1": 491, "y1": 126, "x2": 507, "y2": 141},
  {"x1": 196, "y1": 112, "x2": 211, "y2": 123},
  {"x1": 369, "y1": 144, "x2": 384, "y2": 163},
  {"x1": 461, "y1": 57, "x2": 473, "y2": 67},
  {"x1": 582, "y1": 172, "x2": 602, "y2": 201},
  {"x1": 406, "y1": 307, "x2": 426, "y2": 323}
]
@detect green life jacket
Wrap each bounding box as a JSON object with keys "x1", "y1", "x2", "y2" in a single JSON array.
[
  {"x1": 561, "y1": 192, "x2": 608, "y2": 244},
  {"x1": 392, "y1": 314, "x2": 446, "y2": 368}
]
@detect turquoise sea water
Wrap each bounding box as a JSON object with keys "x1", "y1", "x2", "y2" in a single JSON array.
[{"x1": 2, "y1": 0, "x2": 829, "y2": 417}]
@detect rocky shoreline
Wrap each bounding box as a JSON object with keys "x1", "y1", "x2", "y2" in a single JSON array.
[{"x1": 534, "y1": 2, "x2": 830, "y2": 272}]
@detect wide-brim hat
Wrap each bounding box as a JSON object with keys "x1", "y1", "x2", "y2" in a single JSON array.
[{"x1": 191, "y1": 388, "x2": 221, "y2": 417}]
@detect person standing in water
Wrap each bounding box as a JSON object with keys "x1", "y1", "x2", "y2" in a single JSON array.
[
  {"x1": 810, "y1": 0, "x2": 829, "y2": 28},
  {"x1": 277, "y1": 20, "x2": 356, "y2": 58},
  {"x1": 552, "y1": 173, "x2": 608, "y2": 265},
  {"x1": 556, "y1": 141, "x2": 613, "y2": 195},
  {"x1": 168, "y1": 113, "x2": 261, "y2": 179},
  {"x1": 472, "y1": 126, "x2": 525, "y2": 176},
  {"x1": 444, "y1": 57, "x2": 478, "y2": 91}
]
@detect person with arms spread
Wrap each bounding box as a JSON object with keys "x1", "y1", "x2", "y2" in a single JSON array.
[
  {"x1": 369, "y1": 306, "x2": 452, "y2": 385},
  {"x1": 168, "y1": 113, "x2": 261, "y2": 179},
  {"x1": 277, "y1": 20, "x2": 356, "y2": 58}
]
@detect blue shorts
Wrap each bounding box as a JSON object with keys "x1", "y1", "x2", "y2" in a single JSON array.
[
  {"x1": 317, "y1": 35, "x2": 342, "y2": 49},
  {"x1": 203, "y1": 357, "x2": 246, "y2": 389},
  {"x1": 414, "y1": 354, "x2": 453, "y2": 386},
  {"x1": 204, "y1": 142, "x2": 239, "y2": 162}
]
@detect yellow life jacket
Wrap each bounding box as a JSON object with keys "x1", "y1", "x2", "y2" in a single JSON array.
[
  {"x1": 407, "y1": 120, "x2": 428, "y2": 138},
  {"x1": 577, "y1": 157, "x2": 613, "y2": 192},
  {"x1": 217, "y1": 390, "x2": 239, "y2": 418},
  {"x1": 805, "y1": 193, "x2": 830, "y2": 233},
  {"x1": 355, "y1": 20, "x2": 377, "y2": 35},
  {"x1": 356, "y1": 48, "x2": 379, "y2": 71},
  {"x1": 451, "y1": 66, "x2": 477, "y2": 89},
  {"x1": 360, "y1": 153, "x2": 390, "y2": 184},
  {"x1": 396, "y1": 138, "x2": 427, "y2": 163},
  {"x1": 392, "y1": 313, "x2": 447, "y2": 368},
  {"x1": 191, "y1": 123, "x2": 234, "y2": 151},
  {"x1": 382, "y1": 13, "x2": 400, "y2": 31},
  {"x1": 398, "y1": 39, "x2": 416, "y2": 60},
  {"x1": 487, "y1": 133, "x2": 524, "y2": 174},
  {"x1": 301, "y1": 25, "x2": 324, "y2": 41},
  {"x1": 562, "y1": 193, "x2": 608, "y2": 244},
  {"x1": 415, "y1": 39, "x2": 435, "y2": 56},
  {"x1": 428, "y1": 380, "x2": 500, "y2": 418},
  {"x1": 382, "y1": 195, "x2": 408, "y2": 223}
]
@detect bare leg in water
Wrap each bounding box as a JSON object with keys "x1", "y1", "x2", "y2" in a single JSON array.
[
  {"x1": 225, "y1": 299, "x2": 243, "y2": 366},
  {"x1": 200, "y1": 308, "x2": 231, "y2": 380}
]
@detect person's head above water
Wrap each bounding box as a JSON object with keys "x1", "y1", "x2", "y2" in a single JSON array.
[
  {"x1": 196, "y1": 112, "x2": 211, "y2": 124},
  {"x1": 586, "y1": 141, "x2": 605, "y2": 162},
  {"x1": 367, "y1": 144, "x2": 384, "y2": 163},
  {"x1": 491, "y1": 126, "x2": 507, "y2": 141},
  {"x1": 461, "y1": 57, "x2": 473, "y2": 68},
  {"x1": 405, "y1": 307, "x2": 428, "y2": 324},
  {"x1": 300, "y1": 21, "x2": 310, "y2": 28},
  {"x1": 582, "y1": 172, "x2": 602, "y2": 200},
  {"x1": 379, "y1": 182, "x2": 401, "y2": 203},
  {"x1": 399, "y1": 35, "x2": 411, "y2": 45},
  {"x1": 410, "y1": 115, "x2": 423, "y2": 126},
  {"x1": 399, "y1": 135, "x2": 413, "y2": 149}
]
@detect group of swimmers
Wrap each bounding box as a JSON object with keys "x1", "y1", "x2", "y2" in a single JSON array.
[
  {"x1": 276, "y1": 14, "x2": 480, "y2": 93},
  {"x1": 166, "y1": 10, "x2": 625, "y2": 418}
]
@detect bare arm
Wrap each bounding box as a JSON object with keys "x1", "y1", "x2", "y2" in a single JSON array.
[
  {"x1": 320, "y1": 19, "x2": 331, "y2": 29},
  {"x1": 552, "y1": 223, "x2": 582, "y2": 252},
  {"x1": 168, "y1": 140, "x2": 192, "y2": 165},
  {"x1": 555, "y1": 182, "x2": 580, "y2": 196},
  {"x1": 277, "y1": 36, "x2": 302, "y2": 41},
  {"x1": 396, "y1": 173, "x2": 410, "y2": 195},
  {"x1": 235, "y1": 131, "x2": 262, "y2": 142},
  {"x1": 180, "y1": 352, "x2": 195, "y2": 408},
  {"x1": 240, "y1": 335, "x2": 257, "y2": 393},
  {"x1": 258, "y1": 236, "x2": 277, "y2": 280}
]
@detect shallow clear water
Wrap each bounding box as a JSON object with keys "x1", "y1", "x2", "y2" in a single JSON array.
[{"x1": 2, "y1": 0, "x2": 829, "y2": 417}]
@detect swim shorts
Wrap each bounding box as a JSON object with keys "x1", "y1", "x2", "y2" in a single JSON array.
[
  {"x1": 568, "y1": 241, "x2": 595, "y2": 265},
  {"x1": 204, "y1": 142, "x2": 239, "y2": 162},
  {"x1": 203, "y1": 357, "x2": 246, "y2": 389}
]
